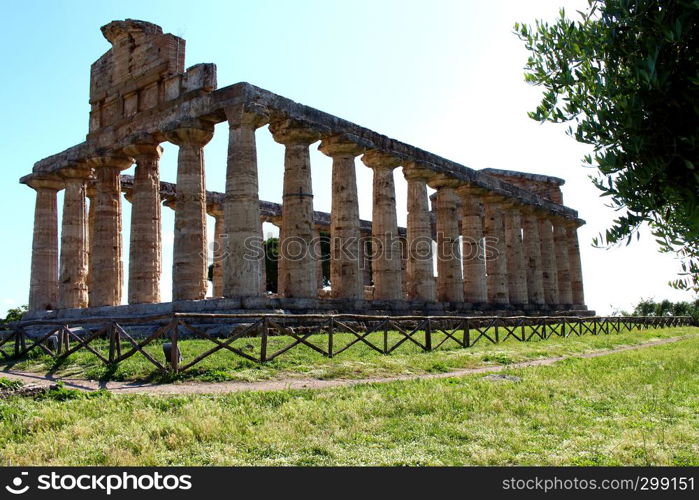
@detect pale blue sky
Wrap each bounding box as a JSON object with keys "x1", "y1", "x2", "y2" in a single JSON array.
[{"x1": 0, "y1": 0, "x2": 694, "y2": 315}]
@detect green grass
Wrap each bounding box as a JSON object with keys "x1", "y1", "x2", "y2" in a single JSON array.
[
  {"x1": 0, "y1": 333, "x2": 696, "y2": 465},
  {"x1": 1, "y1": 326, "x2": 697, "y2": 383}
]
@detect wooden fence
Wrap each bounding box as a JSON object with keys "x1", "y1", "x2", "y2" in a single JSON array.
[{"x1": 0, "y1": 313, "x2": 692, "y2": 374}]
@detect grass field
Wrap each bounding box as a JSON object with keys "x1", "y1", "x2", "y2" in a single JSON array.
[
  {"x1": 0, "y1": 330, "x2": 697, "y2": 465},
  {"x1": 1, "y1": 326, "x2": 696, "y2": 383}
]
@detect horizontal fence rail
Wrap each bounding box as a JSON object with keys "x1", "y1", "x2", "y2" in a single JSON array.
[{"x1": 0, "y1": 314, "x2": 692, "y2": 374}]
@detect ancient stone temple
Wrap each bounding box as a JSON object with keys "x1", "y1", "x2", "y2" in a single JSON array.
[{"x1": 21, "y1": 19, "x2": 590, "y2": 320}]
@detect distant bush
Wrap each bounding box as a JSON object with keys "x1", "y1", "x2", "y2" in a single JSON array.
[
  {"x1": 629, "y1": 299, "x2": 699, "y2": 324},
  {"x1": 1, "y1": 305, "x2": 27, "y2": 325}
]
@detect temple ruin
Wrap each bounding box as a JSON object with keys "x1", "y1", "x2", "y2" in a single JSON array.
[{"x1": 21, "y1": 19, "x2": 591, "y2": 320}]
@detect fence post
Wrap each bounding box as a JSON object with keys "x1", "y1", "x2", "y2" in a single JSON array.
[
  {"x1": 425, "y1": 319, "x2": 432, "y2": 352},
  {"x1": 464, "y1": 320, "x2": 470, "y2": 347},
  {"x1": 328, "y1": 317, "x2": 334, "y2": 358},
  {"x1": 108, "y1": 323, "x2": 116, "y2": 363},
  {"x1": 260, "y1": 316, "x2": 269, "y2": 363},
  {"x1": 170, "y1": 319, "x2": 179, "y2": 373},
  {"x1": 13, "y1": 327, "x2": 21, "y2": 357},
  {"x1": 383, "y1": 320, "x2": 389, "y2": 354}
]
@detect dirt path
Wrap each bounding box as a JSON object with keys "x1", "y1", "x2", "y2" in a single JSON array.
[{"x1": 0, "y1": 335, "x2": 688, "y2": 395}]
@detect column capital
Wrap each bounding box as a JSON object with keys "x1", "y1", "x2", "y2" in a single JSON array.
[
  {"x1": 224, "y1": 103, "x2": 270, "y2": 130},
  {"x1": 563, "y1": 217, "x2": 584, "y2": 229},
  {"x1": 164, "y1": 121, "x2": 215, "y2": 147},
  {"x1": 427, "y1": 173, "x2": 461, "y2": 190},
  {"x1": 268, "y1": 215, "x2": 283, "y2": 228},
  {"x1": 123, "y1": 142, "x2": 163, "y2": 160},
  {"x1": 269, "y1": 118, "x2": 322, "y2": 145},
  {"x1": 162, "y1": 197, "x2": 176, "y2": 211},
  {"x1": 87, "y1": 154, "x2": 133, "y2": 171},
  {"x1": 481, "y1": 192, "x2": 508, "y2": 205},
  {"x1": 455, "y1": 182, "x2": 487, "y2": 199},
  {"x1": 25, "y1": 175, "x2": 64, "y2": 191},
  {"x1": 402, "y1": 161, "x2": 433, "y2": 181},
  {"x1": 206, "y1": 201, "x2": 224, "y2": 217},
  {"x1": 318, "y1": 134, "x2": 366, "y2": 158},
  {"x1": 361, "y1": 149, "x2": 402, "y2": 170},
  {"x1": 58, "y1": 163, "x2": 92, "y2": 182},
  {"x1": 519, "y1": 204, "x2": 538, "y2": 216}
]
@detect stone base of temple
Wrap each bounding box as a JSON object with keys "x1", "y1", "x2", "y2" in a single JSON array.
[{"x1": 21, "y1": 297, "x2": 594, "y2": 323}]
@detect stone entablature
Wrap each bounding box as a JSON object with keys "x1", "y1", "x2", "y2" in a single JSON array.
[
  {"x1": 21, "y1": 19, "x2": 590, "y2": 317},
  {"x1": 481, "y1": 168, "x2": 564, "y2": 205}
]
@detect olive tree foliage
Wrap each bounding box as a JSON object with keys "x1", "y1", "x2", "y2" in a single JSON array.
[{"x1": 515, "y1": 0, "x2": 699, "y2": 290}]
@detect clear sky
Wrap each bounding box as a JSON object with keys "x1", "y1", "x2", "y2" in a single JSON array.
[{"x1": 0, "y1": 0, "x2": 694, "y2": 315}]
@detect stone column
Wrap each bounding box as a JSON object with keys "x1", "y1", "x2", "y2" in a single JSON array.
[
  {"x1": 268, "y1": 215, "x2": 284, "y2": 294},
  {"x1": 553, "y1": 217, "x2": 573, "y2": 305},
  {"x1": 538, "y1": 214, "x2": 559, "y2": 306},
  {"x1": 319, "y1": 135, "x2": 365, "y2": 299},
  {"x1": 58, "y1": 166, "x2": 90, "y2": 309},
  {"x1": 208, "y1": 204, "x2": 224, "y2": 297},
  {"x1": 429, "y1": 175, "x2": 463, "y2": 303},
  {"x1": 521, "y1": 207, "x2": 545, "y2": 305},
  {"x1": 483, "y1": 196, "x2": 509, "y2": 305},
  {"x1": 26, "y1": 176, "x2": 63, "y2": 311},
  {"x1": 269, "y1": 119, "x2": 321, "y2": 298},
  {"x1": 223, "y1": 105, "x2": 269, "y2": 297},
  {"x1": 402, "y1": 163, "x2": 435, "y2": 302},
  {"x1": 165, "y1": 122, "x2": 214, "y2": 301},
  {"x1": 87, "y1": 155, "x2": 132, "y2": 307},
  {"x1": 566, "y1": 220, "x2": 585, "y2": 306},
  {"x1": 504, "y1": 204, "x2": 528, "y2": 305},
  {"x1": 123, "y1": 142, "x2": 163, "y2": 304},
  {"x1": 85, "y1": 183, "x2": 96, "y2": 298},
  {"x1": 362, "y1": 150, "x2": 403, "y2": 300},
  {"x1": 314, "y1": 225, "x2": 325, "y2": 293},
  {"x1": 456, "y1": 184, "x2": 487, "y2": 303},
  {"x1": 259, "y1": 216, "x2": 269, "y2": 295},
  {"x1": 360, "y1": 230, "x2": 372, "y2": 287}
]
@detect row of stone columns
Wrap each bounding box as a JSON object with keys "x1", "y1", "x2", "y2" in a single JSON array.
[{"x1": 27, "y1": 112, "x2": 585, "y2": 311}]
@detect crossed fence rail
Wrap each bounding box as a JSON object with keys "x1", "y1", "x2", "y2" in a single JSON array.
[{"x1": 0, "y1": 313, "x2": 691, "y2": 374}]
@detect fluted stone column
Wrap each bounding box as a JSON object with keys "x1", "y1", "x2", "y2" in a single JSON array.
[
  {"x1": 259, "y1": 216, "x2": 269, "y2": 295},
  {"x1": 26, "y1": 176, "x2": 63, "y2": 311},
  {"x1": 553, "y1": 217, "x2": 573, "y2": 305},
  {"x1": 85, "y1": 184, "x2": 96, "y2": 298},
  {"x1": 270, "y1": 119, "x2": 321, "y2": 298},
  {"x1": 504, "y1": 204, "x2": 528, "y2": 305},
  {"x1": 209, "y1": 205, "x2": 224, "y2": 297},
  {"x1": 457, "y1": 184, "x2": 487, "y2": 303},
  {"x1": 566, "y1": 221, "x2": 585, "y2": 306},
  {"x1": 87, "y1": 155, "x2": 132, "y2": 307},
  {"x1": 483, "y1": 196, "x2": 509, "y2": 305},
  {"x1": 362, "y1": 150, "x2": 403, "y2": 300},
  {"x1": 165, "y1": 123, "x2": 214, "y2": 301},
  {"x1": 58, "y1": 167, "x2": 90, "y2": 309},
  {"x1": 360, "y1": 230, "x2": 372, "y2": 288},
  {"x1": 314, "y1": 226, "x2": 325, "y2": 293},
  {"x1": 224, "y1": 105, "x2": 268, "y2": 297},
  {"x1": 538, "y1": 214, "x2": 559, "y2": 306},
  {"x1": 319, "y1": 135, "x2": 365, "y2": 299},
  {"x1": 402, "y1": 163, "x2": 436, "y2": 302},
  {"x1": 521, "y1": 207, "x2": 545, "y2": 305},
  {"x1": 429, "y1": 175, "x2": 463, "y2": 303},
  {"x1": 123, "y1": 142, "x2": 162, "y2": 304}
]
